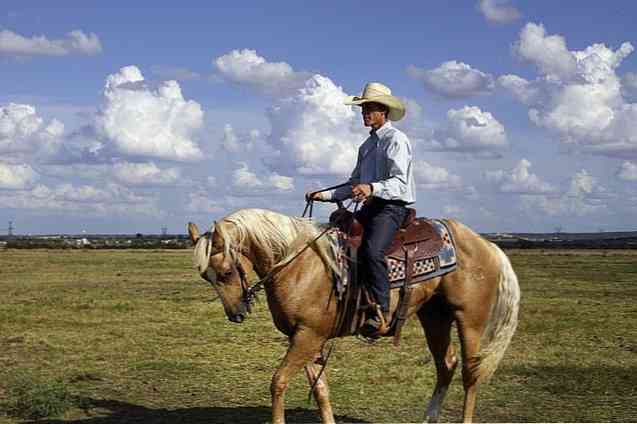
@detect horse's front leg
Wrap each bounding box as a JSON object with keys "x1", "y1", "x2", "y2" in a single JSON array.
[
  {"x1": 271, "y1": 328, "x2": 327, "y2": 424},
  {"x1": 305, "y1": 361, "x2": 335, "y2": 423}
]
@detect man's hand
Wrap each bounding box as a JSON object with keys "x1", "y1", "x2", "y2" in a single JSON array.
[
  {"x1": 305, "y1": 191, "x2": 327, "y2": 201},
  {"x1": 352, "y1": 183, "x2": 373, "y2": 203}
]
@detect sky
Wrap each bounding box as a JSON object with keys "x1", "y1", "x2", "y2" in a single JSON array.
[{"x1": 1, "y1": 1, "x2": 636, "y2": 234}]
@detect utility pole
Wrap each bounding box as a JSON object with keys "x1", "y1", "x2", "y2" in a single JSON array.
[
  {"x1": 161, "y1": 226, "x2": 168, "y2": 237},
  {"x1": 7, "y1": 221, "x2": 14, "y2": 237}
]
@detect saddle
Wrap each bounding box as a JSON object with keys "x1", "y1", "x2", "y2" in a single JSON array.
[{"x1": 329, "y1": 207, "x2": 457, "y2": 345}]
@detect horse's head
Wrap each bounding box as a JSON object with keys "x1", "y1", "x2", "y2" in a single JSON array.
[{"x1": 188, "y1": 221, "x2": 253, "y2": 324}]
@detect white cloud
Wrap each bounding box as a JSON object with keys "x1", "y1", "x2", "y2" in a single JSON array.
[
  {"x1": 478, "y1": 0, "x2": 521, "y2": 24},
  {"x1": 214, "y1": 49, "x2": 311, "y2": 96},
  {"x1": 485, "y1": 159, "x2": 556, "y2": 194},
  {"x1": 413, "y1": 160, "x2": 462, "y2": 190},
  {"x1": 497, "y1": 74, "x2": 545, "y2": 105},
  {"x1": 430, "y1": 106, "x2": 507, "y2": 155},
  {"x1": 0, "y1": 103, "x2": 64, "y2": 159},
  {"x1": 231, "y1": 162, "x2": 294, "y2": 194},
  {"x1": 407, "y1": 61, "x2": 494, "y2": 98},
  {"x1": 520, "y1": 169, "x2": 607, "y2": 216},
  {"x1": 504, "y1": 23, "x2": 637, "y2": 159},
  {"x1": 0, "y1": 29, "x2": 102, "y2": 57},
  {"x1": 617, "y1": 161, "x2": 637, "y2": 181},
  {"x1": 0, "y1": 162, "x2": 39, "y2": 189},
  {"x1": 112, "y1": 162, "x2": 181, "y2": 186},
  {"x1": 0, "y1": 182, "x2": 159, "y2": 217},
  {"x1": 95, "y1": 66, "x2": 204, "y2": 161},
  {"x1": 514, "y1": 23, "x2": 577, "y2": 82},
  {"x1": 266, "y1": 74, "x2": 363, "y2": 175},
  {"x1": 186, "y1": 191, "x2": 225, "y2": 214}
]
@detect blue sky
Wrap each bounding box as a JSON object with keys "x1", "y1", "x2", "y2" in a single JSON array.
[{"x1": 1, "y1": 1, "x2": 636, "y2": 234}]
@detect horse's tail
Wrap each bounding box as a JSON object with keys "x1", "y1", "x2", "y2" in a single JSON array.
[{"x1": 474, "y1": 244, "x2": 520, "y2": 383}]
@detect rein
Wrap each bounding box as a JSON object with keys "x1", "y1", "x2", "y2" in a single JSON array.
[{"x1": 244, "y1": 183, "x2": 354, "y2": 307}]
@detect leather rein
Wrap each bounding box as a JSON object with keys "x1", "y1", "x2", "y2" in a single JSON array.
[{"x1": 229, "y1": 182, "x2": 353, "y2": 311}]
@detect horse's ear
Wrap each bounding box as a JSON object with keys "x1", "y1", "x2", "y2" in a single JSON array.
[{"x1": 187, "y1": 222, "x2": 200, "y2": 244}]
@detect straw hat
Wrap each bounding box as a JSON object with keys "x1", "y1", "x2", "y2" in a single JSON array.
[{"x1": 344, "y1": 82, "x2": 406, "y2": 121}]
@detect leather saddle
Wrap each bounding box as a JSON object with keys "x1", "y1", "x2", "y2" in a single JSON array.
[
  {"x1": 329, "y1": 206, "x2": 450, "y2": 344},
  {"x1": 329, "y1": 207, "x2": 443, "y2": 261}
]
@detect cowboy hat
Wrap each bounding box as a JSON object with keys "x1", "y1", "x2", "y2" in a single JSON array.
[{"x1": 344, "y1": 82, "x2": 406, "y2": 121}]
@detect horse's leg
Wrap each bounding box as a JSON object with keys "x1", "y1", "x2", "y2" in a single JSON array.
[
  {"x1": 304, "y1": 362, "x2": 335, "y2": 423},
  {"x1": 418, "y1": 297, "x2": 458, "y2": 423},
  {"x1": 271, "y1": 328, "x2": 327, "y2": 424},
  {"x1": 455, "y1": 307, "x2": 489, "y2": 423}
]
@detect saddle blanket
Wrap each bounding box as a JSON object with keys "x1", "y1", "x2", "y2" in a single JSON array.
[{"x1": 330, "y1": 219, "x2": 458, "y2": 294}]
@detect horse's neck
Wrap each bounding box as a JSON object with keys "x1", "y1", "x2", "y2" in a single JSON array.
[
  {"x1": 245, "y1": 244, "x2": 273, "y2": 278},
  {"x1": 243, "y1": 226, "x2": 305, "y2": 279}
]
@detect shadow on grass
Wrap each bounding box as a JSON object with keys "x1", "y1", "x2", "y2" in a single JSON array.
[
  {"x1": 486, "y1": 363, "x2": 637, "y2": 422},
  {"x1": 34, "y1": 398, "x2": 369, "y2": 424}
]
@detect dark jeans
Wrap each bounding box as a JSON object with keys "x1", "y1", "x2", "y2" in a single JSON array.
[{"x1": 354, "y1": 199, "x2": 409, "y2": 313}]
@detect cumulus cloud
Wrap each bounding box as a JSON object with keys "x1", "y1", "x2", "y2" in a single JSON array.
[
  {"x1": 266, "y1": 74, "x2": 363, "y2": 175},
  {"x1": 478, "y1": 0, "x2": 521, "y2": 24},
  {"x1": 428, "y1": 106, "x2": 507, "y2": 155},
  {"x1": 0, "y1": 29, "x2": 102, "y2": 57},
  {"x1": 0, "y1": 182, "x2": 159, "y2": 216},
  {"x1": 413, "y1": 160, "x2": 462, "y2": 190},
  {"x1": 520, "y1": 169, "x2": 607, "y2": 216},
  {"x1": 497, "y1": 74, "x2": 545, "y2": 105},
  {"x1": 95, "y1": 66, "x2": 204, "y2": 161},
  {"x1": 485, "y1": 159, "x2": 556, "y2": 194},
  {"x1": 407, "y1": 61, "x2": 494, "y2": 98},
  {"x1": 112, "y1": 162, "x2": 181, "y2": 186},
  {"x1": 503, "y1": 23, "x2": 637, "y2": 159},
  {"x1": 231, "y1": 162, "x2": 294, "y2": 194},
  {"x1": 0, "y1": 162, "x2": 39, "y2": 189},
  {"x1": 513, "y1": 23, "x2": 577, "y2": 82},
  {"x1": 214, "y1": 49, "x2": 311, "y2": 96},
  {"x1": 0, "y1": 103, "x2": 64, "y2": 160},
  {"x1": 186, "y1": 191, "x2": 225, "y2": 214},
  {"x1": 617, "y1": 161, "x2": 637, "y2": 181}
]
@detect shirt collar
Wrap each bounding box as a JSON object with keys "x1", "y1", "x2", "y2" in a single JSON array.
[{"x1": 370, "y1": 121, "x2": 392, "y2": 138}]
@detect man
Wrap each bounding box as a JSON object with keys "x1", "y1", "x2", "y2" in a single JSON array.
[{"x1": 307, "y1": 82, "x2": 416, "y2": 335}]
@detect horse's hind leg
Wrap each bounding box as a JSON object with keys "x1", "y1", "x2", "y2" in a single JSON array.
[
  {"x1": 271, "y1": 328, "x2": 330, "y2": 424},
  {"x1": 418, "y1": 296, "x2": 458, "y2": 423},
  {"x1": 455, "y1": 306, "x2": 490, "y2": 423},
  {"x1": 304, "y1": 362, "x2": 335, "y2": 423}
]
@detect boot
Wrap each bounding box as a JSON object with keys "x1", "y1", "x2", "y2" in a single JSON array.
[{"x1": 360, "y1": 308, "x2": 391, "y2": 338}]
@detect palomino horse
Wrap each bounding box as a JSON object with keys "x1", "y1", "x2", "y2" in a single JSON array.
[{"x1": 188, "y1": 208, "x2": 520, "y2": 423}]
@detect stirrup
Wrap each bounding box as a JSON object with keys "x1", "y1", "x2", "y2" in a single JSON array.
[{"x1": 360, "y1": 304, "x2": 390, "y2": 338}]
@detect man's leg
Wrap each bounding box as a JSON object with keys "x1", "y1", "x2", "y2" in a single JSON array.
[{"x1": 360, "y1": 204, "x2": 407, "y2": 317}]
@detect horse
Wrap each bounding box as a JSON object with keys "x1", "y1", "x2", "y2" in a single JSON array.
[{"x1": 187, "y1": 207, "x2": 520, "y2": 423}]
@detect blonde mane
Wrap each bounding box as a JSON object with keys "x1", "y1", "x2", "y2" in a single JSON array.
[{"x1": 194, "y1": 208, "x2": 339, "y2": 277}]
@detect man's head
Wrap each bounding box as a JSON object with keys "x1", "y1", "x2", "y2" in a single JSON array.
[
  {"x1": 344, "y1": 82, "x2": 406, "y2": 124},
  {"x1": 362, "y1": 102, "x2": 389, "y2": 129}
]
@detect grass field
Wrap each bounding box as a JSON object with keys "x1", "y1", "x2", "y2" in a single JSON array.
[{"x1": 1, "y1": 248, "x2": 636, "y2": 423}]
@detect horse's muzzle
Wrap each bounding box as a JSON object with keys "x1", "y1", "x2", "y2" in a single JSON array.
[{"x1": 228, "y1": 313, "x2": 245, "y2": 323}]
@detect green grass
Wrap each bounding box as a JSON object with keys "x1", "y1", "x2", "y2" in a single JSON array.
[{"x1": 0, "y1": 248, "x2": 636, "y2": 422}]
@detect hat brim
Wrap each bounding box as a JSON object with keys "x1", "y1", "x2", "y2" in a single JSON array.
[{"x1": 344, "y1": 95, "x2": 406, "y2": 121}]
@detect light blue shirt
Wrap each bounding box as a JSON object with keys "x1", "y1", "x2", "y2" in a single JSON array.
[{"x1": 325, "y1": 121, "x2": 416, "y2": 204}]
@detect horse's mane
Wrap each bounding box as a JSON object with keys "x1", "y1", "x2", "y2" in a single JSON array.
[{"x1": 194, "y1": 208, "x2": 339, "y2": 277}]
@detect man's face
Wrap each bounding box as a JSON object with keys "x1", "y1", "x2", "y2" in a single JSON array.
[{"x1": 361, "y1": 102, "x2": 387, "y2": 128}]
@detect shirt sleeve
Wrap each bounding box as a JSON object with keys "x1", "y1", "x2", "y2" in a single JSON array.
[
  {"x1": 322, "y1": 150, "x2": 361, "y2": 201},
  {"x1": 370, "y1": 133, "x2": 412, "y2": 201}
]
